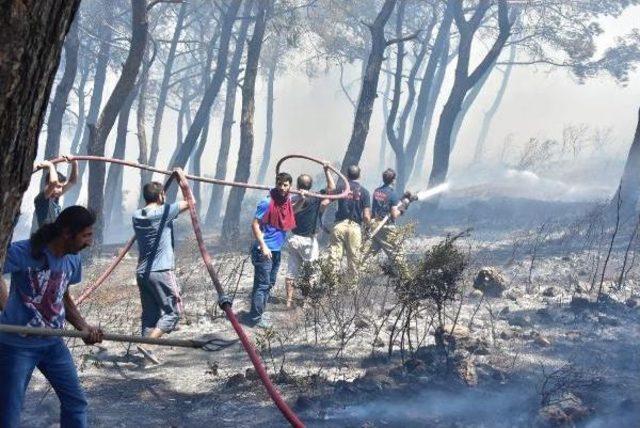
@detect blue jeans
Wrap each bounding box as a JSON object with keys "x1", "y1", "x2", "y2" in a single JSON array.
[
  {"x1": 0, "y1": 339, "x2": 88, "y2": 428},
  {"x1": 249, "y1": 244, "x2": 281, "y2": 323}
]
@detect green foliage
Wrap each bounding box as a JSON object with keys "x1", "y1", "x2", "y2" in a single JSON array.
[{"x1": 393, "y1": 231, "x2": 469, "y2": 313}]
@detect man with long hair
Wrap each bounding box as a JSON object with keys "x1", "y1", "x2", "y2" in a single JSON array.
[
  {"x1": 0, "y1": 205, "x2": 103, "y2": 428},
  {"x1": 248, "y1": 172, "x2": 296, "y2": 328}
]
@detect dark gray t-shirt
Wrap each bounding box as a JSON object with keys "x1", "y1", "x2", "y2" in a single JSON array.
[
  {"x1": 33, "y1": 191, "x2": 61, "y2": 227},
  {"x1": 132, "y1": 202, "x2": 180, "y2": 275}
]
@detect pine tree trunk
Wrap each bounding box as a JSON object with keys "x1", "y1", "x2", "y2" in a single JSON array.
[
  {"x1": 168, "y1": 0, "x2": 242, "y2": 174},
  {"x1": 68, "y1": 64, "x2": 89, "y2": 166},
  {"x1": 257, "y1": 59, "x2": 277, "y2": 184},
  {"x1": 136, "y1": 54, "x2": 151, "y2": 205},
  {"x1": 615, "y1": 106, "x2": 640, "y2": 215},
  {"x1": 104, "y1": 88, "x2": 137, "y2": 229},
  {"x1": 398, "y1": 9, "x2": 452, "y2": 191},
  {"x1": 147, "y1": 0, "x2": 187, "y2": 178},
  {"x1": 204, "y1": 0, "x2": 254, "y2": 227},
  {"x1": 0, "y1": 0, "x2": 80, "y2": 264},
  {"x1": 473, "y1": 43, "x2": 516, "y2": 162},
  {"x1": 88, "y1": 0, "x2": 148, "y2": 247},
  {"x1": 340, "y1": 0, "x2": 397, "y2": 172},
  {"x1": 413, "y1": 40, "x2": 451, "y2": 183},
  {"x1": 44, "y1": 17, "x2": 80, "y2": 161},
  {"x1": 221, "y1": 0, "x2": 271, "y2": 240},
  {"x1": 428, "y1": 0, "x2": 513, "y2": 195},
  {"x1": 65, "y1": 21, "x2": 113, "y2": 206}
]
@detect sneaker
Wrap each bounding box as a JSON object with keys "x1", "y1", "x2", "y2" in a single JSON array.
[
  {"x1": 255, "y1": 319, "x2": 272, "y2": 329},
  {"x1": 137, "y1": 345, "x2": 162, "y2": 365}
]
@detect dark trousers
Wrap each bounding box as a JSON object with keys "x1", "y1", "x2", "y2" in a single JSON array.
[
  {"x1": 0, "y1": 339, "x2": 88, "y2": 428},
  {"x1": 136, "y1": 270, "x2": 182, "y2": 336},
  {"x1": 249, "y1": 244, "x2": 281, "y2": 322}
]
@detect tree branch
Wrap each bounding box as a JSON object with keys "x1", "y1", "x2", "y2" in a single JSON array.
[
  {"x1": 147, "y1": 0, "x2": 183, "y2": 12},
  {"x1": 386, "y1": 30, "x2": 420, "y2": 47}
]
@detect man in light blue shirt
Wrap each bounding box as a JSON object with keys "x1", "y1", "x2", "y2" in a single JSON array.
[
  {"x1": 248, "y1": 172, "x2": 296, "y2": 328},
  {"x1": 132, "y1": 172, "x2": 190, "y2": 362}
]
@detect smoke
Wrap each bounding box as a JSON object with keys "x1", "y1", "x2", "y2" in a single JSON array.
[{"x1": 322, "y1": 384, "x2": 535, "y2": 426}]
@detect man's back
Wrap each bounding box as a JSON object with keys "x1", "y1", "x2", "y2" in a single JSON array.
[
  {"x1": 335, "y1": 180, "x2": 371, "y2": 224},
  {"x1": 291, "y1": 194, "x2": 321, "y2": 237},
  {"x1": 33, "y1": 192, "x2": 61, "y2": 227},
  {"x1": 372, "y1": 184, "x2": 400, "y2": 222},
  {"x1": 132, "y1": 203, "x2": 180, "y2": 275}
]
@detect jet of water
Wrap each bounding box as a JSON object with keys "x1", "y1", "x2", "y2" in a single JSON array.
[{"x1": 415, "y1": 182, "x2": 450, "y2": 201}]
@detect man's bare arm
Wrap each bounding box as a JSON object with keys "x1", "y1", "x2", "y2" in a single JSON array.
[
  {"x1": 178, "y1": 200, "x2": 190, "y2": 213},
  {"x1": 320, "y1": 165, "x2": 335, "y2": 211},
  {"x1": 252, "y1": 218, "x2": 272, "y2": 259},
  {"x1": 37, "y1": 161, "x2": 59, "y2": 198},
  {"x1": 390, "y1": 206, "x2": 401, "y2": 220},
  {"x1": 61, "y1": 157, "x2": 78, "y2": 194},
  {"x1": 364, "y1": 207, "x2": 372, "y2": 224},
  {"x1": 293, "y1": 190, "x2": 308, "y2": 213},
  {"x1": 64, "y1": 291, "x2": 103, "y2": 344},
  {"x1": 0, "y1": 277, "x2": 9, "y2": 310}
]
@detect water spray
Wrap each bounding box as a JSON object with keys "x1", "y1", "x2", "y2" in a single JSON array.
[{"x1": 367, "y1": 182, "x2": 450, "y2": 241}]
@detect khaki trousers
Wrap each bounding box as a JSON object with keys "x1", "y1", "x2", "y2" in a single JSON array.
[{"x1": 328, "y1": 219, "x2": 362, "y2": 275}]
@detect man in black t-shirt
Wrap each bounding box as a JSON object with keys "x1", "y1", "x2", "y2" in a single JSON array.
[
  {"x1": 284, "y1": 165, "x2": 335, "y2": 307},
  {"x1": 328, "y1": 165, "x2": 371, "y2": 277}
]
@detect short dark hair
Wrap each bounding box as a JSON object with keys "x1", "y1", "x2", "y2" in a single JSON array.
[
  {"x1": 347, "y1": 165, "x2": 360, "y2": 180},
  {"x1": 382, "y1": 168, "x2": 396, "y2": 185},
  {"x1": 142, "y1": 181, "x2": 164, "y2": 203},
  {"x1": 276, "y1": 172, "x2": 293, "y2": 185},
  {"x1": 45, "y1": 170, "x2": 67, "y2": 184},
  {"x1": 30, "y1": 206, "x2": 96, "y2": 258},
  {"x1": 297, "y1": 174, "x2": 313, "y2": 190}
]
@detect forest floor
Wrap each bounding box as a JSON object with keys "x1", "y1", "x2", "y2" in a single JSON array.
[{"x1": 18, "y1": 197, "x2": 640, "y2": 427}]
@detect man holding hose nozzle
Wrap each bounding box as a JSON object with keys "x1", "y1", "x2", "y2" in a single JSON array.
[
  {"x1": 132, "y1": 168, "x2": 190, "y2": 364},
  {"x1": 368, "y1": 168, "x2": 414, "y2": 274},
  {"x1": 0, "y1": 206, "x2": 103, "y2": 428}
]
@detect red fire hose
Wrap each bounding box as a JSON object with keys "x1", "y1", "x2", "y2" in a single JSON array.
[{"x1": 31, "y1": 154, "x2": 350, "y2": 427}]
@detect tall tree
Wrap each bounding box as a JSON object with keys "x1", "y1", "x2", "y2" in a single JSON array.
[
  {"x1": 413, "y1": 35, "x2": 452, "y2": 183},
  {"x1": 103, "y1": 88, "x2": 138, "y2": 228},
  {"x1": 136, "y1": 46, "x2": 152, "y2": 203},
  {"x1": 256, "y1": 52, "x2": 278, "y2": 184},
  {"x1": 340, "y1": 0, "x2": 397, "y2": 172},
  {"x1": 221, "y1": 0, "x2": 271, "y2": 239},
  {"x1": 473, "y1": 43, "x2": 516, "y2": 162},
  {"x1": 384, "y1": 0, "x2": 437, "y2": 190},
  {"x1": 427, "y1": 0, "x2": 516, "y2": 192},
  {"x1": 87, "y1": 0, "x2": 148, "y2": 246},
  {"x1": 615, "y1": 106, "x2": 640, "y2": 215},
  {"x1": 204, "y1": 0, "x2": 254, "y2": 227},
  {"x1": 167, "y1": 0, "x2": 242, "y2": 170},
  {"x1": 65, "y1": 16, "x2": 113, "y2": 206},
  {"x1": 0, "y1": 1, "x2": 80, "y2": 265},
  {"x1": 44, "y1": 17, "x2": 80, "y2": 163},
  {"x1": 190, "y1": 21, "x2": 221, "y2": 209},
  {"x1": 146, "y1": 0, "x2": 188, "y2": 182},
  {"x1": 398, "y1": 4, "x2": 453, "y2": 190}
]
